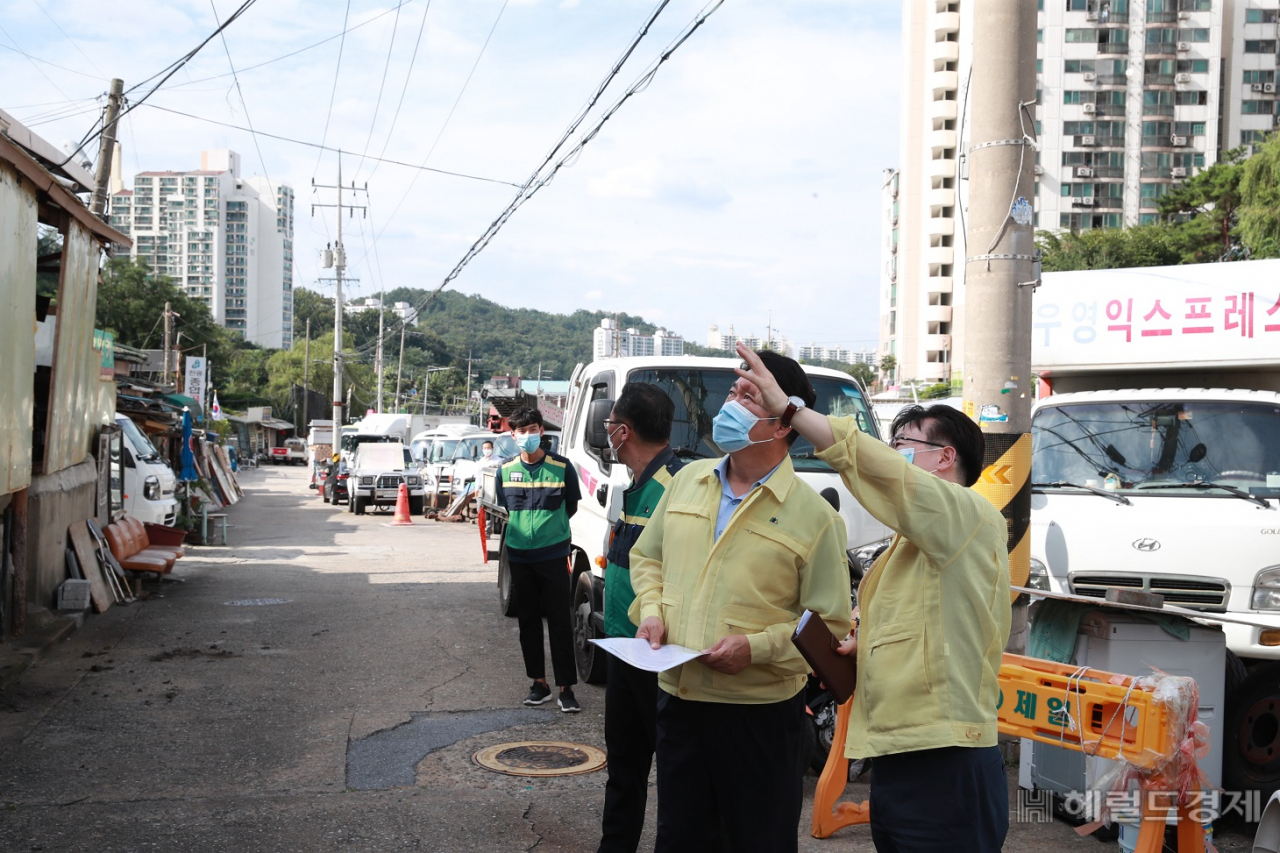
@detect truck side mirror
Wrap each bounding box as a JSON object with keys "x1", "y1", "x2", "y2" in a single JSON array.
[{"x1": 585, "y1": 398, "x2": 616, "y2": 452}]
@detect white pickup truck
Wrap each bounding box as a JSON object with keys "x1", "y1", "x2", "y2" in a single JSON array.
[
  {"x1": 479, "y1": 354, "x2": 890, "y2": 684},
  {"x1": 1030, "y1": 260, "x2": 1280, "y2": 799},
  {"x1": 347, "y1": 442, "x2": 425, "y2": 516}
]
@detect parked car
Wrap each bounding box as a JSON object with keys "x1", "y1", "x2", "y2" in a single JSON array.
[
  {"x1": 322, "y1": 460, "x2": 349, "y2": 505},
  {"x1": 347, "y1": 442, "x2": 424, "y2": 515}
]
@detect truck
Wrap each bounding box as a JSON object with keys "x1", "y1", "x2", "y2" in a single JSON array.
[
  {"x1": 115, "y1": 414, "x2": 179, "y2": 526},
  {"x1": 346, "y1": 441, "x2": 425, "y2": 515},
  {"x1": 306, "y1": 419, "x2": 335, "y2": 468},
  {"x1": 339, "y1": 413, "x2": 436, "y2": 463},
  {"x1": 479, "y1": 354, "x2": 891, "y2": 685},
  {"x1": 1028, "y1": 259, "x2": 1280, "y2": 799}
]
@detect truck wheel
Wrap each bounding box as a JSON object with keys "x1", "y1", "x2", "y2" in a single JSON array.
[
  {"x1": 322, "y1": 489, "x2": 330, "y2": 504},
  {"x1": 408, "y1": 496, "x2": 424, "y2": 516},
  {"x1": 354, "y1": 496, "x2": 366, "y2": 515},
  {"x1": 498, "y1": 540, "x2": 518, "y2": 618},
  {"x1": 573, "y1": 571, "x2": 607, "y2": 685},
  {"x1": 1224, "y1": 659, "x2": 1280, "y2": 804}
]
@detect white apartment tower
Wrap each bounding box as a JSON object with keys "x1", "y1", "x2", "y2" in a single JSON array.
[
  {"x1": 108, "y1": 150, "x2": 295, "y2": 349},
  {"x1": 881, "y1": 0, "x2": 1278, "y2": 387},
  {"x1": 591, "y1": 317, "x2": 684, "y2": 359}
]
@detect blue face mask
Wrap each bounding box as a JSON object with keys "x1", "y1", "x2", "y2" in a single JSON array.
[
  {"x1": 898, "y1": 447, "x2": 916, "y2": 464},
  {"x1": 712, "y1": 400, "x2": 778, "y2": 453},
  {"x1": 516, "y1": 432, "x2": 542, "y2": 454}
]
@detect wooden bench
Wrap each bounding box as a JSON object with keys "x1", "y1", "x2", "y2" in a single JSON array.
[{"x1": 103, "y1": 518, "x2": 186, "y2": 577}]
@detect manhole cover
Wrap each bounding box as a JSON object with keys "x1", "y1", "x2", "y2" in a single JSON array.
[
  {"x1": 223, "y1": 598, "x2": 292, "y2": 606},
  {"x1": 473, "y1": 741, "x2": 607, "y2": 777}
]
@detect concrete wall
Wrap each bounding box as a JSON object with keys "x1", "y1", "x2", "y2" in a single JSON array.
[{"x1": 26, "y1": 459, "x2": 97, "y2": 609}]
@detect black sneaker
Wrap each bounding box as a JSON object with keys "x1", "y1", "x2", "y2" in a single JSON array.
[
  {"x1": 557, "y1": 689, "x2": 581, "y2": 714},
  {"x1": 523, "y1": 681, "x2": 552, "y2": 706}
]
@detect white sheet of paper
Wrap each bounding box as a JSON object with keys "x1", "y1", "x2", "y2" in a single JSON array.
[{"x1": 588, "y1": 638, "x2": 704, "y2": 673}]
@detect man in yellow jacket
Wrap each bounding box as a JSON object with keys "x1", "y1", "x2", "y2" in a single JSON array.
[
  {"x1": 735, "y1": 342, "x2": 1011, "y2": 853},
  {"x1": 629, "y1": 350, "x2": 852, "y2": 853}
]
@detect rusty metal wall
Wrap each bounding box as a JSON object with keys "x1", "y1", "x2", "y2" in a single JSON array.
[
  {"x1": 44, "y1": 220, "x2": 100, "y2": 474},
  {"x1": 0, "y1": 160, "x2": 37, "y2": 495}
]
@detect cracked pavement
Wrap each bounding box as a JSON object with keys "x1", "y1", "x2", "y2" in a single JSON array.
[{"x1": 1, "y1": 465, "x2": 1251, "y2": 851}]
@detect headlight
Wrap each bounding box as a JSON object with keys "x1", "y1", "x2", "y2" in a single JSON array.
[
  {"x1": 144, "y1": 475, "x2": 160, "y2": 501},
  {"x1": 1252, "y1": 566, "x2": 1280, "y2": 610},
  {"x1": 851, "y1": 537, "x2": 893, "y2": 573},
  {"x1": 1027, "y1": 557, "x2": 1051, "y2": 592},
  {"x1": 360, "y1": 476, "x2": 374, "y2": 486},
  {"x1": 405, "y1": 476, "x2": 420, "y2": 486}
]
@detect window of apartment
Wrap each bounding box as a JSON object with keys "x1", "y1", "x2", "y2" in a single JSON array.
[
  {"x1": 1174, "y1": 121, "x2": 1206, "y2": 135},
  {"x1": 1174, "y1": 90, "x2": 1207, "y2": 105},
  {"x1": 1246, "y1": 9, "x2": 1279, "y2": 23},
  {"x1": 1066, "y1": 0, "x2": 1089, "y2": 9},
  {"x1": 1177, "y1": 28, "x2": 1210, "y2": 42},
  {"x1": 1098, "y1": 90, "x2": 1126, "y2": 105},
  {"x1": 1147, "y1": 27, "x2": 1177, "y2": 46},
  {"x1": 1064, "y1": 90, "x2": 1096, "y2": 104},
  {"x1": 1140, "y1": 212, "x2": 1161, "y2": 225},
  {"x1": 1061, "y1": 183, "x2": 1095, "y2": 197},
  {"x1": 1147, "y1": 58, "x2": 1176, "y2": 76},
  {"x1": 1176, "y1": 59, "x2": 1209, "y2": 73},
  {"x1": 1065, "y1": 28, "x2": 1095, "y2": 42},
  {"x1": 1100, "y1": 28, "x2": 1128, "y2": 45},
  {"x1": 1245, "y1": 40, "x2": 1278, "y2": 53},
  {"x1": 1141, "y1": 182, "x2": 1170, "y2": 200},
  {"x1": 1241, "y1": 100, "x2": 1278, "y2": 114},
  {"x1": 1038, "y1": 28, "x2": 1044, "y2": 42},
  {"x1": 1065, "y1": 121, "x2": 1096, "y2": 135},
  {"x1": 1064, "y1": 60, "x2": 1097, "y2": 74},
  {"x1": 1242, "y1": 129, "x2": 1270, "y2": 144},
  {"x1": 1100, "y1": 182, "x2": 1124, "y2": 198},
  {"x1": 1244, "y1": 70, "x2": 1277, "y2": 84},
  {"x1": 1182, "y1": 0, "x2": 1211, "y2": 10}
]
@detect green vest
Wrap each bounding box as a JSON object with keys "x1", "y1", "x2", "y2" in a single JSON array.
[
  {"x1": 498, "y1": 452, "x2": 574, "y2": 562},
  {"x1": 603, "y1": 448, "x2": 682, "y2": 638}
]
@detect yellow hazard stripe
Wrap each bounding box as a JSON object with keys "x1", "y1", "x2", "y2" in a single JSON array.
[{"x1": 972, "y1": 432, "x2": 1032, "y2": 602}]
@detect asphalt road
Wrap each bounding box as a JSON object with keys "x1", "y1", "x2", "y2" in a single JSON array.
[{"x1": 0, "y1": 465, "x2": 1259, "y2": 851}]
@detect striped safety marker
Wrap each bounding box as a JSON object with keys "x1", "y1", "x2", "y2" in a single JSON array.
[{"x1": 973, "y1": 432, "x2": 1032, "y2": 601}]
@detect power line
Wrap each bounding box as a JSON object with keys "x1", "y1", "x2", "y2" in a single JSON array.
[
  {"x1": 0, "y1": 22, "x2": 76, "y2": 101},
  {"x1": 354, "y1": 0, "x2": 403, "y2": 180},
  {"x1": 31, "y1": 0, "x2": 107, "y2": 77},
  {"x1": 0, "y1": 33, "x2": 101, "y2": 79},
  {"x1": 209, "y1": 0, "x2": 272, "y2": 189},
  {"x1": 138, "y1": 103, "x2": 523, "y2": 187},
  {"x1": 312, "y1": 0, "x2": 352, "y2": 180},
  {"x1": 365, "y1": 0, "x2": 432, "y2": 182}
]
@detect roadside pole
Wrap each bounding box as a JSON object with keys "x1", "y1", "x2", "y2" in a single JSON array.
[
  {"x1": 90, "y1": 78, "x2": 123, "y2": 218},
  {"x1": 395, "y1": 323, "x2": 405, "y2": 413},
  {"x1": 302, "y1": 318, "x2": 310, "y2": 432},
  {"x1": 964, "y1": 0, "x2": 1038, "y2": 653}
]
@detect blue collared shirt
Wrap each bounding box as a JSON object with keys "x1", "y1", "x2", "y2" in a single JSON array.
[{"x1": 711, "y1": 455, "x2": 784, "y2": 541}]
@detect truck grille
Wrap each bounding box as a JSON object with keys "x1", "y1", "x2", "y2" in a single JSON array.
[
  {"x1": 376, "y1": 476, "x2": 403, "y2": 489},
  {"x1": 1068, "y1": 573, "x2": 1230, "y2": 611}
]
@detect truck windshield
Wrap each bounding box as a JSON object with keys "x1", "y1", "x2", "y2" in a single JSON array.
[
  {"x1": 625, "y1": 368, "x2": 878, "y2": 471},
  {"x1": 1033, "y1": 401, "x2": 1280, "y2": 497},
  {"x1": 451, "y1": 435, "x2": 517, "y2": 461},
  {"x1": 117, "y1": 417, "x2": 161, "y2": 461}
]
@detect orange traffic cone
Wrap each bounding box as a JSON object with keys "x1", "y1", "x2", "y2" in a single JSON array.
[{"x1": 388, "y1": 482, "x2": 415, "y2": 526}]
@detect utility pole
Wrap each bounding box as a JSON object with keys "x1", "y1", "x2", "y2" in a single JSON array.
[
  {"x1": 375, "y1": 291, "x2": 386, "y2": 412},
  {"x1": 964, "y1": 0, "x2": 1038, "y2": 654},
  {"x1": 421, "y1": 373, "x2": 427, "y2": 416},
  {"x1": 161, "y1": 302, "x2": 180, "y2": 386},
  {"x1": 312, "y1": 152, "x2": 367, "y2": 431},
  {"x1": 394, "y1": 323, "x2": 405, "y2": 413},
  {"x1": 90, "y1": 78, "x2": 123, "y2": 218},
  {"x1": 302, "y1": 318, "x2": 311, "y2": 430}
]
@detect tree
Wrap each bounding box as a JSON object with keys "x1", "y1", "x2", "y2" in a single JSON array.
[
  {"x1": 1157, "y1": 147, "x2": 1247, "y2": 263},
  {"x1": 1036, "y1": 225, "x2": 1181, "y2": 271},
  {"x1": 1239, "y1": 132, "x2": 1280, "y2": 259},
  {"x1": 879, "y1": 354, "x2": 897, "y2": 385},
  {"x1": 291, "y1": 287, "x2": 335, "y2": 341},
  {"x1": 844, "y1": 362, "x2": 876, "y2": 390}
]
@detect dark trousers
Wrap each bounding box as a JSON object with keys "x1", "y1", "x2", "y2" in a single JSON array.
[
  {"x1": 654, "y1": 691, "x2": 806, "y2": 853},
  {"x1": 598, "y1": 656, "x2": 658, "y2": 853},
  {"x1": 511, "y1": 557, "x2": 576, "y2": 687},
  {"x1": 869, "y1": 745, "x2": 1008, "y2": 853}
]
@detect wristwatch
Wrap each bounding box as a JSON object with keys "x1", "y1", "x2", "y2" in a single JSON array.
[{"x1": 781, "y1": 395, "x2": 806, "y2": 427}]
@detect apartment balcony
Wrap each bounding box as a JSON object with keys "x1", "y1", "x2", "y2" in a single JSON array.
[
  {"x1": 926, "y1": 216, "x2": 955, "y2": 238},
  {"x1": 928, "y1": 158, "x2": 957, "y2": 179},
  {"x1": 927, "y1": 275, "x2": 954, "y2": 294},
  {"x1": 929, "y1": 128, "x2": 957, "y2": 152},
  {"x1": 923, "y1": 304, "x2": 954, "y2": 325},
  {"x1": 1145, "y1": 41, "x2": 1176, "y2": 57},
  {"x1": 1098, "y1": 42, "x2": 1130, "y2": 54},
  {"x1": 930, "y1": 70, "x2": 959, "y2": 95},
  {"x1": 926, "y1": 246, "x2": 955, "y2": 267},
  {"x1": 933, "y1": 11, "x2": 960, "y2": 36},
  {"x1": 918, "y1": 362, "x2": 950, "y2": 382},
  {"x1": 922, "y1": 334, "x2": 953, "y2": 351},
  {"x1": 1146, "y1": 74, "x2": 1176, "y2": 86},
  {"x1": 1097, "y1": 74, "x2": 1129, "y2": 86},
  {"x1": 1143, "y1": 104, "x2": 1175, "y2": 116},
  {"x1": 930, "y1": 39, "x2": 960, "y2": 65},
  {"x1": 929, "y1": 99, "x2": 958, "y2": 122},
  {"x1": 928, "y1": 187, "x2": 956, "y2": 209},
  {"x1": 1147, "y1": 11, "x2": 1178, "y2": 24}
]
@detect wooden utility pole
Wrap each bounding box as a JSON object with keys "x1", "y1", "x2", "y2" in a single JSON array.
[
  {"x1": 394, "y1": 323, "x2": 405, "y2": 413},
  {"x1": 161, "y1": 302, "x2": 179, "y2": 385},
  {"x1": 90, "y1": 78, "x2": 123, "y2": 218},
  {"x1": 375, "y1": 291, "x2": 385, "y2": 412},
  {"x1": 965, "y1": 0, "x2": 1038, "y2": 653},
  {"x1": 302, "y1": 318, "x2": 311, "y2": 430}
]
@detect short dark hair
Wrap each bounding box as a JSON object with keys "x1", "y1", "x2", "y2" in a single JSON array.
[
  {"x1": 612, "y1": 382, "x2": 675, "y2": 444},
  {"x1": 755, "y1": 350, "x2": 814, "y2": 446},
  {"x1": 890, "y1": 404, "x2": 985, "y2": 487},
  {"x1": 508, "y1": 407, "x2": 543, "y2": 430},
  {"x1": 481, "y1": 439, "x2": 494, "y2": 447}
]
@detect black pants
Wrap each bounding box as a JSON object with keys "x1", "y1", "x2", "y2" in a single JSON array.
[
  {"x1": 654, "y1": 691, "x2": 806, "y2": 853},
  {"x1": 511, "y1": 557, "x2": 576, "y2": 687},
  {"x1": 598, "y1": 656, "x2": 658, "y2": 853},
  {"x1": 869, "y1": 745, "x2": 1008, "y2": 853}
]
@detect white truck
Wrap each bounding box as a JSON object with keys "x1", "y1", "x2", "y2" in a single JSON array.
[
  {"x1": 1029, "y1": 259, "x2": 1280, "y2": 799},
  {"x1": 479, "y1": 355, "x2": 891, "y2": 684},
  {"x1": 115, "y1": 414, "x2": 179, "y2": 526},
  {"x1": 346, "y1": 442, "x2": 425, "y2": 515},
  {"x1": 306, "y1": 419, "x2": 335, "y2": 468}
]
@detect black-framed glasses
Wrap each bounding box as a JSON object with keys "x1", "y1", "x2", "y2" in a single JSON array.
[
  {"x1": 889, "y1": 435, "x2": 949, "y2": 451},
  {"x1": 602, "y1": 419, "x2": 627, "y2": 429}
]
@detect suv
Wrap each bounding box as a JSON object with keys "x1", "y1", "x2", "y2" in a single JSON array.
[{"x1": 348, "y1": 442, "x2": 425, "y2": 515}]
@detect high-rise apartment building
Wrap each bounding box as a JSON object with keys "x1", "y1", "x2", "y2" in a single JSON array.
[
  {"x1": 109, "y1": 150, "x2": 295, "y2": 349},
  {"x1": 591, "y1": 317, "x2": 684, "y2": 359},
  {"x1": 880, "y1": 0, "x2": 1279, "y2": 387}
]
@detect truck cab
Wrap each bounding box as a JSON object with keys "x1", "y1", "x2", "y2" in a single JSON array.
[
  {"x1": 496, "y1": 355, "x2": 890, "y2": 684},
  {"x1": 347, "y1": 442, "x2": 424, "y2": 515},
  {"x1": 114, "y1": 414, "x2": 178, "y2": 526}
]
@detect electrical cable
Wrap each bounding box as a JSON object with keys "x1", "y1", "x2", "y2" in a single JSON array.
[
  {"x1": 138, "y1": 103, "x2": 523, "y2": 187},
  {"x1": 354, "y1": 0, "x2": 404, "y2": 180},
  {"x1": 0, "y1": 34, "x2": 101, "y2": 79},
  {"x1": 0, "y1": 22, "x2": 76, "y2": 101},
  {"x1": 312, "y1": 0, "x2": 353, "y2": 179},
  {"x1": 365, "y1": 0, "x2": 432, "y2": 182},
  {"x1": 209, "y1": 0, "x2": 272, "y2": 189},
  {"x1": 32, "y1": 0, "x2": 107, "y2": 77}
]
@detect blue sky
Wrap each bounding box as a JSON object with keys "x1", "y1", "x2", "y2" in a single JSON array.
[{"x1": 2, "y1": 0, "x2": 902, "y2": 363}]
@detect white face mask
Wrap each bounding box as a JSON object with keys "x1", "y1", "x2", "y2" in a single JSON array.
[{"x1": 482, "y1": 448, "x2": 493, "y2": 458}]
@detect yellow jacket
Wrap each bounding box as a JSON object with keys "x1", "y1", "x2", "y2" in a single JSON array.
[
  {"x1": 629, "y1": 455, "x2": 851, "y2": 704},
  {"x1": 816, "y1": 416, "x2": 1011, "y2": 758}
]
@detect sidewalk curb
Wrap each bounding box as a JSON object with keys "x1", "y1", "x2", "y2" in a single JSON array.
[{"x1": 0, "y1": 608, "x2": 84, "y2": 691}]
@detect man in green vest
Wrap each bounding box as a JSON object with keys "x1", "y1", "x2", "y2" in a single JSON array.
[
  {"x1": 494, "y1": 406, "x2": 583, "y2": 712},
  {"x1": 596, "y1": 383, "x2": 682, "y2": 853}
]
